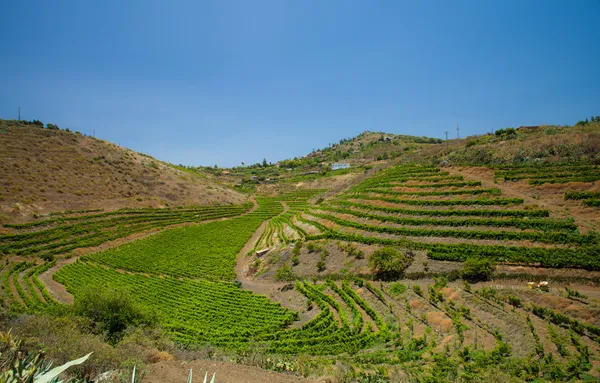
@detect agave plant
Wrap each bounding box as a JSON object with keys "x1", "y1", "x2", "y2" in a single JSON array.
[{"x1": 0, "y1": 330, "x2": 91, "y2": 383}]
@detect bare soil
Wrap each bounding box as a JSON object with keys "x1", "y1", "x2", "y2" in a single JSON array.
[
  {"x1": 447, "y1": 166, "x2": 600, "y2": 232},
  {"x1": 144, "y1": 359, "x2": 320, "y2": 383}
]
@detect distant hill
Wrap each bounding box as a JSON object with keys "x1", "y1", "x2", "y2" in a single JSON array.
[{"x1": 0, "y1": 119, "x2": 246, "y2": 223}]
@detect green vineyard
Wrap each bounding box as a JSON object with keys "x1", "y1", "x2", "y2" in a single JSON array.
[
  {"x1": 493, "y1": 164, "x2": 600, "y2": 185},
  {"x1": 0, "y1": 203, "x2": 253, "y2": 260},
  {"x1": 295, "y1": 165, "x2": 600, "y2": 270},
  {"x1": 1, "y1": 165, "x2": 599, "y2": 381},
  {"x1": 84, "y1": 198, "x2": 283, "y2": 281}
]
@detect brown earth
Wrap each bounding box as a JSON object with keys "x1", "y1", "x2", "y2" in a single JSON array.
[
  {"x1": 144, "y1": 359, "x2": 320, "y2": 383},
  {"x1": 0, "y1": 121, "x2": 246, "y2": 224},
  {"x1": 426, "y1": 312, "x2": 453, "y2": 332},
  {"x1": 447, "y1": 166, "x2": 600, "y2": 232}
]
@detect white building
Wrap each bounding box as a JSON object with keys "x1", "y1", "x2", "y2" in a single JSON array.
[{"x1": 331, "y1": 163, "x2": 350, "y2": 171}]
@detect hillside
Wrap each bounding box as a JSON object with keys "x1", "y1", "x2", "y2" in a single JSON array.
[
  {"x1": 2, "y1": 121, "x2": 600, "y2": 382},
  {"x1": 0, "y1": 119, "x2": 246, "y2": 223}
]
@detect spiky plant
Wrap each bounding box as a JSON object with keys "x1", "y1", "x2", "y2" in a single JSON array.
[{"x1": 0, "y1": 330, "x2": 91, "y2": 383}]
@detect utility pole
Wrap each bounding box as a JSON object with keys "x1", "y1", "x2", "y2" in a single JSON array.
[
  {"x1": 18, "y1": 106, "x2": 20, "y2": 121},
  {"x1": 444, "y1": 130, "x2": 449, "y2": 149},
  {"x1": 456, "y1": 124, "x2": 460, "y2": 139},
  {"x1": 93, "y1": 128, "x2": 95, "y2": 137}
]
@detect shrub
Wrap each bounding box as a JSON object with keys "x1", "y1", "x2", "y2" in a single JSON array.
[
  {"x1": 316, "y1": 260, "x2": 326, "y2": 272},
  {"x1": 275, "y1": 263, "x2": 296, "y2": 281},
  {"x1": 73, "y1": 285, "x2": 157, "y2": 344},
  {"x1": 412, "y1": 285, "x2": 423, "y2": 296},
  {"x1": 461, "y1": 258, "x2": 496, "y2": 282},
  {"x1": 369, "y1": 247, "x2": 410, "y2": 280},
  {"x1": 389, "y1": 282, "x2": 407, "y2": 296}
]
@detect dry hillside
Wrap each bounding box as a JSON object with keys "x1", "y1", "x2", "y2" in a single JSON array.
[{"x1": 0, "y1": 120, "x2": 246, "y2": 223}]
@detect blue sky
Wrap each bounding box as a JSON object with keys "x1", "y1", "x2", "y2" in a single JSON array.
[{"x1": 1, "y1": 1, "x2": 599, "y2": 167}]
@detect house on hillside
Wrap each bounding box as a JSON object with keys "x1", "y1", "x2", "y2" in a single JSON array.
[
  {"x1": 220, "y1": 170, "x2": 230, "y2": 176},
  {"x1": 332, "y1": 163, "x2": 350, "y2": 171}
]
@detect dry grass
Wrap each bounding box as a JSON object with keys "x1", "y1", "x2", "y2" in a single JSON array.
[{"x1": 0, "y1": 121, "x2": 246, "y2": 223}]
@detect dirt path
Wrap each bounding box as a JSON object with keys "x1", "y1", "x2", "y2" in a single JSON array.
[
  {"x1": 144, "y1": 359, "x2": 320, "y2": 383},
  {"x1": 234, "y1": 201, "x2": 289, "y2": 296},
  {"x1": 233, "y1": 202, "x2": 319, "y2": 326}
]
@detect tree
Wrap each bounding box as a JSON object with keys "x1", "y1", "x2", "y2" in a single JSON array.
[
  {"x1": 461, "y1": 258, "x2": 496, "y2": 282},
  {"x1": 369, "y1": 247, "x2": 410, "y2": 280},
  {"x1": 262, "y1": 158, "x2": 268, "y2": 168}
]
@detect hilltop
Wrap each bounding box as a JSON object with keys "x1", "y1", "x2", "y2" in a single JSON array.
[{"x1": 0, "y1": 119, "x2": 246, "y2": 223}]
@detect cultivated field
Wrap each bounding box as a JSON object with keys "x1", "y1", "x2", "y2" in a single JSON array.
[{"x1": 2, "y1": 159, "x2": 600, "y2": 381}]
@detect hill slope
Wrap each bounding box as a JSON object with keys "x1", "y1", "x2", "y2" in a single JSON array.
[{"x1": 0, "y1": 119, "x2": 246, "y2": 223}]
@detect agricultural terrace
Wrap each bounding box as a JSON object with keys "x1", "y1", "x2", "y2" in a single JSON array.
[
  {"x1": 83, "y1": 198, "x2": 283, "y2": 280},
  {"x1": 0, "y1": 203, "x2": 253, "y2": 261},
  {"x1": 1, "y1": 174, "x2": 600, "y2": 381},
  {"x1": 493, "y1": 164, "x2": 600, "y2": 185},
  {"x1": 565, "y1": 191, "x2": 600, "y2": 208},
  {"x1": 298, "y1": 164, "x2": 600, "y2": 270},
  {"x1": 5, "y1": 255, "x2": 600, "y2": 381},
  {"x1": 254, "y1": 189, "x2": 326, "y2": 250}
]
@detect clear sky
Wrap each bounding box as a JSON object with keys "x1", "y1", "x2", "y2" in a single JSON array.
[{"x1": 1, "y1": 1, "x2": 599, "y2": 167}]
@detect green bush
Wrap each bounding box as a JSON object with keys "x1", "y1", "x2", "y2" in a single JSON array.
[
  {"x1": 316, "y1": 260, "x2": 326, "y2": 272},
  {"x1": 389, "y1": 282, "x2": 407, "y2": 296},
  {"x1": 461, "y1": 258, "x2": 496, "y2": 282},
  {"x1": 275, "y1": 263, "x2": 296, "y2": 281},
  {"x1": 369, "y1": 247, "x2": 410, "y2": 280},
  {"x1": 73, "y1": 285, "x2": 157, "y2": 344}
]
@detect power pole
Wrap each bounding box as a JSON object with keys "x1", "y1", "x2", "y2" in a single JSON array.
[
  {"x1": 444, "y1": 130, "x2": 449, "y2": 149},
  {"x1": 456, "y1": 124, "x2": 460, "y2": 139},
  {"x1": 18, "y1": 106, "x2": 20, "y2": 121}
]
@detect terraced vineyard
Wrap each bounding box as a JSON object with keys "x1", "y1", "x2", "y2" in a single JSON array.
[
  {"x1": 493, "y1": 164, "x2": 600, "y2": 185},
  {"x1": 253, "y1": 190, "x2": 326, "y2": 250},
  {"x1": 298, "y1": 165, "x2": 600, "y2": 270},
  {"x1": 0, "y1": 203, "x2": 253, "y2": 261},
  {"x1": 565, "y1": 191, "x2": 600, "y2": 208},
  {"x1": 83, "y1": 198, "x2": 283, "y2": 280},
  {"x1": 2, "y1": 167, "x2": 600, "y2": 381}
]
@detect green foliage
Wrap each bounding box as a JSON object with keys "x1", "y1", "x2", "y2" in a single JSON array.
[
  {"x1": 389, "y1": 282, "x2": 407, "y2": 296},
  {"x1": 1, "y1": 203, "x2": 254, "y2": 260},
  {"x1": 56, "y1": 261, "x2": 297, "y2": 347},
  {"x1": 74, "y1": 285, "x2": 157, "y2": 344},
  {"x1": 412, "y1": 285, "x2": 423, "y2": 296},
  {"x1": 316, "y1": 260, "x2": 326, "y2": 272},
  {"x1": 507, "y1": 295, "x2": 522, "y2": 308},
  {"x1": 369, "y1": 247, "x2": 410, "y2": 279},
  {"x1": 275, "y1": 263, "x2": 296, "y2": 281},
  {"x1": 82, "y1": 200, "x2": 281, "y2": 281},
  {"x1": 461, "y1": 258, "x2": 496, "y2": 282},
  {"x1": 291, "y1": 255, "x2": 300, "y2": 266},
  {"x1": 565, "y1": 287, "x2": 588, "y2": 300},
  {"x1": 495, "y1": 128, "x2": 517, "y2": 138}
]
